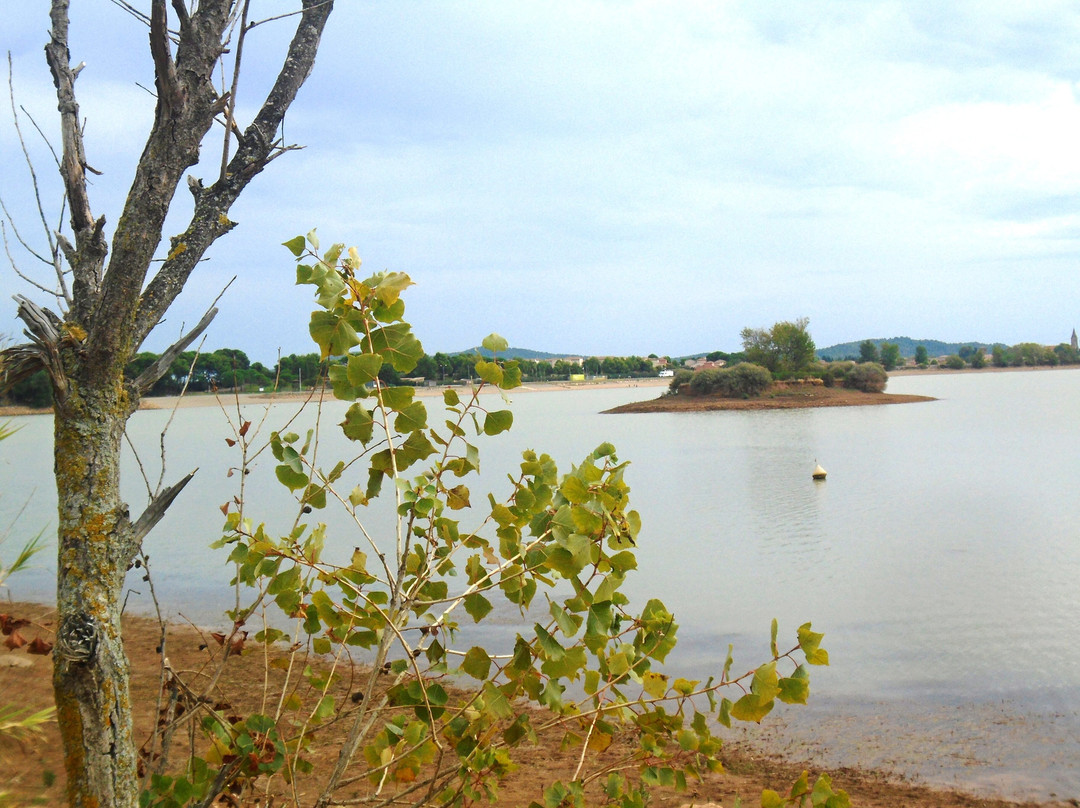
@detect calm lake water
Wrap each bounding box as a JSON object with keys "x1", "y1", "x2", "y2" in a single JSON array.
[{"x1": 3, "y1": 369, "x2": 1079, "y2": 800}]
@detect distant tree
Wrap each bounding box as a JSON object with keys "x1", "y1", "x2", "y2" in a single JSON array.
[
  {"x1": 879, "y1": 342, "x2": 901, "y2": 371},
  {"x1": 958, "y1": 345, "x2": 975, "y2": 361},
  {"x1": 1053, "y1": 343, "x2": 1080, "y2": 365},
  {"x1": 858, "y1": 340, "x2": 879, "y2": 364},
  {"x1": 992, "y1": 345, "x2": 1007, "y2": 368},
  {"x1": 915, "y1": 345, "x2": 929, "y2": 366},
  {"x1": 969, "y1": 348, "x2": 987, "y2": 369},
  {"x1": 2, "y1": 368, "x2": 52, "y2": 407},
  {"x1": 414, "y1": 354, "x2": 438, "y2": 380},
  {"x1": 944, "y1": 355, "x2": 966, "y2": 370},
  {"x1": 740, "y1": 318, "x2": 815, "y2": 376}
]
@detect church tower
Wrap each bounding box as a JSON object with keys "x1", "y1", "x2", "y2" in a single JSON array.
[{"x1": 1072, "y1": 329, "x2": 1078, "y2": 352}]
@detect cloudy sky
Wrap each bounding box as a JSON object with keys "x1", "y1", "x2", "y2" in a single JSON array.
[{"x1": 4, "y1": 2, "x2": 1080, "y2": 362}]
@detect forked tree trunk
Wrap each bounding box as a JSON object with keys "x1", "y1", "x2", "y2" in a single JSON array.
[{"x1": 0, "y1": 3, "x2": 334, "y2": 805}]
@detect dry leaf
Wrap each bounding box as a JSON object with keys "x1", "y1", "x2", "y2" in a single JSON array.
[{"x1": 27, "y1": 637, "x2": 53, "y2": 655}]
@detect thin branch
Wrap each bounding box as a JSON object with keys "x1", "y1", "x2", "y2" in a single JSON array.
[
  {"x1": 6, "y1": 52, "x2": 71, "y2": 307},
  {"x1": 130, "y1": 306, "x2": 219, "y2": 396},
  {"x1": 153, "y1": 334, "x2": 207, "y2": 494},
  {"x1": 20, "y1": 104, "x2": 63, "y2": 169},
  {"x1": 218, "y1": 0, "x2": 250, "y2": 183},
  {"x1": 246, "y1": 1, "x2": 334, "y2": 31},
  {"x1": 45, "y1": 2, "x2": 107, "y2": 316},
  {"x1": 127, "y1": 469, "x2": 197, "y2": 550},
  {"x1": 2, "y1": 220, "x2": 61, "y2": 298}
]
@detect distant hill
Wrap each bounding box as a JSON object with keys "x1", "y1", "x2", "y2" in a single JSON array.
[
  {"x1": 454, "y1": 346, "x2": 572, "y2": 360},
  {"x1": 817, "y1": 337, "x2": 1005, "y2": 360}
]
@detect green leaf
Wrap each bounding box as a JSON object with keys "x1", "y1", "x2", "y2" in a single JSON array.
[
  {"x1": 302, "y1": 483, "x2": 327, "y2": 510},
  {"x1": 770, "y1": 617, "x2": 779, "y2": 658},
  {"x1": 394, "y1": 401, "x2": 429, "y2": 434},
  {"x1": 718, "y1": 697, "x2": 732, "y2": 728},
  {"x1": 534, "y1": 624, "x2": 565, "y2": 661},
  {"x1": 750, "y1": 661, "x2": 780, "y2": 701},
  {"x1": 446, "y1": 485, "x2": 470, "y2": 510},
  {"x1": 475, "y1": 360, "x2": 504, "y2": 386},
  {"x1": 341, "y1": 404, "x2": 375, "y2": 444},
  {"x1": 761, "y1": 789, "x2": 785, "y2": 808},
  {"x1": 283, "y1": 235, "x2": 306, "y2": 257},
  {"x1": 778, "y1": 666, "x2": 810, "y2": 705},
  {"x1": 276, "y1": 464, "x2": 308, "y2": 491},
  {"x1": 310, "y1": 310, "x2": 360, "y2": 358},
  {"x1": 380, "y1": 385, "x2": 415, "y2": 410},
  {"x1": 481, "y1": 333, "x2": 509, "y2": 354},
  {"x1": 464, "y1": 593, "x2": 492, "y2": 622},
  {"x1": 730, "y1": 693, "x2": 773, "y2": 723},
  {"x1": 462, "y1": 647, "x2": 491, "y2": 680},
  {"x1": 374, "y1": 271, "x2": 414, "y2": 307},
  {"x1": 347, "y1": 353, "x2": 383, "y2": 386},
  {"x1": 482, "y1": 410, "x2": 513, "y2": 436},
  {"x1": 672, "y1": 677, "x2": 699, "y2": 696},
  {"x1": 642, "y1": 671, "x2": 668, "y2": 699},
  {"x1": 798, "y1": 622, "x2": 830, "y2": 666},
  {"x1": 560, "y1": 475, "x2": 590, "y2": 505},
  {"x1": 367, "y1": 323, "x2": 424, "y2": 372}
]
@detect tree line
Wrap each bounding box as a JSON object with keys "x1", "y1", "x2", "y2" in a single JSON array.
[{"x1": 1, "y1": 347, "x2": 666, "y2": 408}]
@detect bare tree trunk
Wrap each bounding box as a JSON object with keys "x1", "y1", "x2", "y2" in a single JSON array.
[
  {"x1": 52, "y1": 374, "x2": 138, "y2": 806},
  {"x1": 2, "y1": 3, "x2": 335, "y2": 805}
]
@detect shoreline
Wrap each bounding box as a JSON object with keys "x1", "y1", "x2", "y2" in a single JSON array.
[
  {"x1": 3, "y1": 364, "x2": 1077, "y2": 418},
  {"x1": 0, "y1": 377, "x2": 671, "y2": 418},
  {"x1": 0, "y1": 600, "x2": 1068, "y2": 808}
]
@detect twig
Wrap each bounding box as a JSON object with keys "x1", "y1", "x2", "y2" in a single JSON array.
[{"x1": 218, "y1": 0, "x2": 250, "y2": 183}]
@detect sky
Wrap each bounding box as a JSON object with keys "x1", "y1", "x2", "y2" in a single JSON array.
[{"x1": 4, "y1": 2, "x2": 1080, "y2": 364}]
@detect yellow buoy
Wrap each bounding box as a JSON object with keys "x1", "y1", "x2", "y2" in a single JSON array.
[{"x1": 812, "y1": 463, "x2": 827, "y2": 480}]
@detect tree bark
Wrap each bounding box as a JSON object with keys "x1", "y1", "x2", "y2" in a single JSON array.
[{"x1": 52, "y1": 371, "x2": 138, "y2": 807}]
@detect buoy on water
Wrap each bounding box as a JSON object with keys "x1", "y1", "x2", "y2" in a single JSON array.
[{"x1": 812, "y1": 462, "x2": 827, "y2": 481}]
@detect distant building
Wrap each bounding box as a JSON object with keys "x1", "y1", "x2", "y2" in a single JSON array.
[
  {"x1": 685, "y1": 358, "x2": 726, "y2": 370},
  {"x1": 1072, "y1": 329, "x2": 1077, "y2": 352}
]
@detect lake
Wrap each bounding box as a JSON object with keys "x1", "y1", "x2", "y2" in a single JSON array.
[{"x1": 3, "y1": 369, "x2": 1079, "y2": 800}]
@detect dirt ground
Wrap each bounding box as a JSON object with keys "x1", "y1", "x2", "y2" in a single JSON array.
[{"x1": 1, "y1": 602, "x2": 1071, "y2": 808}]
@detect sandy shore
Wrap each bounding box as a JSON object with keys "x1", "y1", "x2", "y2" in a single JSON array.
[
  {"x1": 0, "y1": 601, "x2": 1067, "y2": 807},
  {"x1": 0, "y1": 377, "x2": 671, "y2": 418}
]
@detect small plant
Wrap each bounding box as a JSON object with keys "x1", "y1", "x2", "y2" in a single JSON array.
[{"x1": 137, "y1": 233, "x2": 841, "y2": 808}]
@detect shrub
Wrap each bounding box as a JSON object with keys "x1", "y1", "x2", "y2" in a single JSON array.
[
  {"x1": 688, "y1": 363, "x2": 771, "y2": 398},
  {"x1": 667, "y1": 368, "x2": 694, "y2": 393},
  {"x1": 688, "y1": 367, "x2": 726, "y2": 395},
  {"x1": 944, "y1": 354, "x2": 966, "y2": 370},
  {"x1": 820, "y1": 361, "x2": 853, "y2": 388},
  {"x1": 844, "y1": 362, "x2": 888, "y2": 392},
  {"x1": 723, "y1": 362, "x2": 772, "y2": 397}
]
